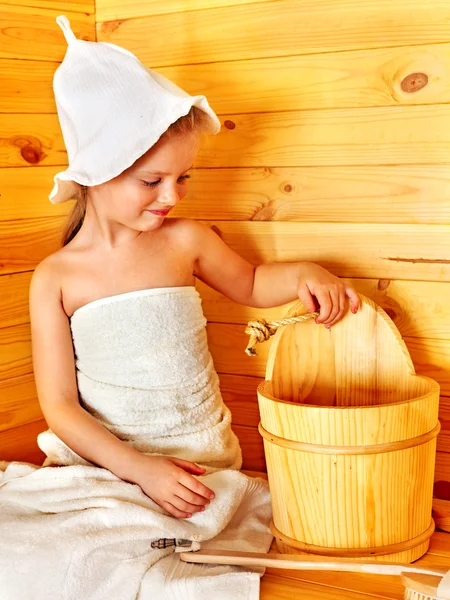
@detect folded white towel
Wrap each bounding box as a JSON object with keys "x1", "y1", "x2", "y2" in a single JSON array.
[
  {"x1": 38, "y1": 286, "x2": 242, "y2": 470},
  {"x1": 0, "y1": 462, "x2": 272, "y2": 600},
  {"x1": 0, "y1": 287, "x2": 273, "y2": 599}
]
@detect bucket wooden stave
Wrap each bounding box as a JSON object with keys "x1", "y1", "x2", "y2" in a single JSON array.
[{"x1": 257, "y1": 295, "x2": 440, "y2": 563}]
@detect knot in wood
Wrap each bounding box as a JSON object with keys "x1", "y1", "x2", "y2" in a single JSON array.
[{"x1": 401, "y1": 72, "x2": 428, "y2": 93}]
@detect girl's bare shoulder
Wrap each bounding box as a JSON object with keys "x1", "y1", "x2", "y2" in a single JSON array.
[
  {"x1": 30, "y1": 246, "x2": 72, "y2": 313},
  {"x1": 165, "y1": 217, "x2": 213, "y2": 247}
]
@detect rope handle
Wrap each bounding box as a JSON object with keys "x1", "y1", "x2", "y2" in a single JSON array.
[{"x1": 245, "y1": 312, "x2": 319, "y2": 356}]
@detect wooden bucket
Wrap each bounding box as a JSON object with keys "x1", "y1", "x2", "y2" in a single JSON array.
[{"x1": 257, "y1": 295, "x2": 440, "y2": 563}]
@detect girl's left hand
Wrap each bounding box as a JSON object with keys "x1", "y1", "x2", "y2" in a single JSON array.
[{"x1": 296, "y1": 263, "x2": 360, "y2": 327}]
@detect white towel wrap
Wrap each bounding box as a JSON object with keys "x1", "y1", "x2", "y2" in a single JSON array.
[{"x1": 38, "y1": 286, "x2": 242, "y2": 470}]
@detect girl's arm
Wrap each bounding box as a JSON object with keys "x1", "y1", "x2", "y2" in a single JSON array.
[
  {"x1": 29, "y1": 259, "x2": 214, "y2": 518},
  {"x1": 29, "y1": 259, "x2": 145, "y2": 479},
  {"x1": 186, "y1": 220, "x2": 360, "y2": 327}
]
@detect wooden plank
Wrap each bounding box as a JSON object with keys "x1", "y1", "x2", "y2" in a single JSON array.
[
  {"x1": 6, "y1": 164, "x2": 450, "y2": 225},
  {"x1": 0, "y1": 373, "x2": 42, "y2": 432},
  {"x1": 0, "y1": 419, "x2": 46, "y2": 464},
  {"x1": 0, "y1": 114, "x2": 66, "y2": 167},
  {"x1": 4, "y1": 42, "x2": 449, "y2": 116},
  {"x1": 208, "y1": 222, "x2": 450, "y2": 282},
  {"x1": 176, "y1": 165, "x2": 450, "y2": 224},
  {"x1": 0, "y1": 167, "x2": 71, "y2": 221},
  {"x1": 0, "y1": 271, "x2": 32, "y2": 328},
  {"x1": 0, "y1": 323, "x2": 32, "y2": 379},
  {"x1": 261, "y1": 572, "x2": 394, "y2": 600},
  {"x1": 433, "y1": 499, "x2": 450, "y2": 533},
  {"x1": 434, "y1": 469, "x2": 450, "y2": 533},
  {"x1": 0, "y1": 6, "x2": 95, "y2": 62},
  {"x1": 208, "y1": 322, "x2": 271, "y2": 379},
  {"x1": 1, "y1": 1, "x2": 94, "y2": 13},
  {"x1": 220, "y1": 373, "x2": 262, "y2": 427},
  {"x1": 198, "y1": 106, "x2": 450, "y2": 168},
  {"x1": 96, "y1": 0, "x2": 450, "y2": 67},
  {"x1": 408, "y1": 338, "x2": 450, "y2": 398},
  {"x1": 431, "y1": 428, "x2": 448, "y2": 454},
  {"x1": 4, "y1": 105, "x2": 450, "y2": 169},
  {"x1": 232, "y1": 424, "x2": 266, "y2": 473},
  {"x1": 435, "y1": 480, "x2": 450, "y2": 502},
  {"x1": 265, "y1": 561, "x2": 403, "y2": 599},
  {"x1": 158, "y1": 43, "x2": 450, "y2": 113},
  {"x1": 434, "y1": 452, "x2": 450, "y2": 484},
  {"x1": 96, "y1": 0, "x2": 276, "y2": 21},
  {"x1": 4, "y1": 217, "x2": 450, "y2": 281},
  {"x1": 198, "y1": 278, "x2": 450, "y2": 340},
  {"x1": 0, "y1": 215, "x2": 65, "y2": 275},
  {"x1": 428, "y1": 531, "x2": 450, "y2": 556},
  {"x1": 0, "y1": 59, "x2": 58, "y2": 113}
]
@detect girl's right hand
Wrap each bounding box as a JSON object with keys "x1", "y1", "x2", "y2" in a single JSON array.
[{"x1": 132, "y1": 455, "x2": 215, "y2": 518}]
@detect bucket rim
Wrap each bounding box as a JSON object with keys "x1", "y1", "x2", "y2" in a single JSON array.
[{"x1": 257, "y1": 375, "x2": 440, "y2": 410}]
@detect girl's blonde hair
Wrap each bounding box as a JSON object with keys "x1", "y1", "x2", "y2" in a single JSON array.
[{"x1": 61, "y1": 106, "x2": 210, "y2": 247}]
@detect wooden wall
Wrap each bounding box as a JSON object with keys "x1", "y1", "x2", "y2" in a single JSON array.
[
  {"x1": 0, "y1": 2, "x2": 95, "y2": 461},
  {"x1": 95, "y1": 0, "x2": 450, "y2": 528},
  {"x1": 1, "y1": 0, "x2": 449, "y2": 530}
]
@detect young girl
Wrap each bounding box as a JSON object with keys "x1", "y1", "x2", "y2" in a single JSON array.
[
  {"x1": 32, "y1": 106, "x2": 359, "y2": 513},
  {"x1": 0, "y1": 15, "x2": 359, "y2": 600}
]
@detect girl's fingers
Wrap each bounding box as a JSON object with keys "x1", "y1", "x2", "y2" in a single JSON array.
[
  {"x1": 300, "y1": 280, "x2": 360, "y2": 327},
  {"x1": 327, "y1": 292, "x2": 348, "y2": 327},
  {"x1": 180, "y1": 472, "x2": 215, "y2": 501},
  {"x1": 322, "y1": 288, "x2": 341, "y2": 325},
  {"x1": 170, "y1": 457, "x2": 206, "y2": 475},
  {"x1": 161, "y1": 501, "x2": 192, "y2": 519},
  {"x1": 297, "y1": 286, "x2": 317, "y2": 314},
  {"x1": 170, "y1": 494, "x2": 206, "y2": 515},
  {"x1": 346, "y1": 287, "x2": 361, "y2": 313},
  {"x1": 314, "y1": 289, "x2": 332, "y2": 323},
  {"x1": 176, "y1": 483, "x2": 211, "y2": 507}
]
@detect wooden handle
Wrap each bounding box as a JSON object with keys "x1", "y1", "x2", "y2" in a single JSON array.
[{"x1": 179, "y1": 549, "x2": 445, "y2": 578}]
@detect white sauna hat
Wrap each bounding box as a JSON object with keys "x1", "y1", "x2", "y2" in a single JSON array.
[{"x1": 49, "y1": 15, "x2": 221, "y2": 204}]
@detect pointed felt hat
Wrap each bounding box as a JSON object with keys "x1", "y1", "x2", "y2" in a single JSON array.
[{"x1": 49, "y1": 15, "x2": 221, "y2": 204}]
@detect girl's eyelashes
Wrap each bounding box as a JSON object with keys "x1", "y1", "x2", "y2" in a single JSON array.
[
  {"x1": 143, "y1": 179, "x2": 161, "y2": 188},
  {"x1": 143, "y1": 174, "x2": 191, "y2": 188}
]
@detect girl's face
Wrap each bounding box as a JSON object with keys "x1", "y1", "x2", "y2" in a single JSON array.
[{"x1": 92, "y1": 132, "x2": 200, "y2": 231}]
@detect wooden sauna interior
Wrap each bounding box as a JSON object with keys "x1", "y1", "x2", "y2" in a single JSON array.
[{"x1": 1, "y1": 1, "x2": 450, "y2": 598}]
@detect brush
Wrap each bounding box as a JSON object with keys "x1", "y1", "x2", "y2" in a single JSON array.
[{"x1": 180, "y1": 549, "x2": 450, "y2": 600}]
